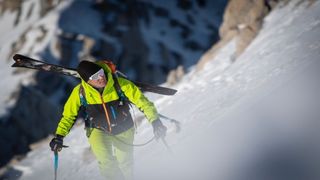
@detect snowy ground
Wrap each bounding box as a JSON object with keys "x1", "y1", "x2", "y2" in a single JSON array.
[{"x1": 2, "y1": 0, "x2": 320, "y2": 180}]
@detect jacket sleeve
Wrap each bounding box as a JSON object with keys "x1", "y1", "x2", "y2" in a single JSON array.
[
  {"x1": 120, "y1": 79, "x2": 159, "y2": 123},
  {"x1": 55, "y1": 85, "x2": 81, "y2": 137}
]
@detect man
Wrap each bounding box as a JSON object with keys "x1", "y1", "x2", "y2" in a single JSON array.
[{"x1": 49, "y1": 60, "x2": 167, "y2": 180}]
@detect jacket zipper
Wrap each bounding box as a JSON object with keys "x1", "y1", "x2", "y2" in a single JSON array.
[{"x1": 100, "y1": 94, "x2": 112, "y2": 133}]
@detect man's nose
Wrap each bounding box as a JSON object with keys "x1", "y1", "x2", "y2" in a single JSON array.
[
  {"x1": 97, "y1": 75, "x2": 103, "y2": 80},
  {"x1": 97, "y1": 77, "x2": 105, "y2": 82}
]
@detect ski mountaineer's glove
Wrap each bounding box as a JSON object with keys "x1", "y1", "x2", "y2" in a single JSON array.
[
  {"x1": 49, "y1": 135, "x2": 64, "y2": 152},
  {"x1": 152, "y1": 119, "x2": 167, "y2": 140}
]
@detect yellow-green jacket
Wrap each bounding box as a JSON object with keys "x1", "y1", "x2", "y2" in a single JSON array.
[{"x1": 55, "y1": 61, "x2": 159, "y2": 137}]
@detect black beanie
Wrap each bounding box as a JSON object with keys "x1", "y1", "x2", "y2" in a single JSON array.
[{"x1": 77, "y1": 61, "x2": 102, "y2": 82}]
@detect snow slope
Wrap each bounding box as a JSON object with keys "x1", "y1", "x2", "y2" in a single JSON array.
[{"x1": 3, "y1": 0, "x2": 320, "y2": 180}]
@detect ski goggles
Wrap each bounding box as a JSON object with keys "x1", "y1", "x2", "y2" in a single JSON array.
[{"x1": 89, "y1": 68, "x2": 105, "y2": 81}]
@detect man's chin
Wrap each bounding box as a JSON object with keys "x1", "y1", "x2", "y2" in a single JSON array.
[{"x1": 97, "y1": 84, "x2": 106, "y2": 88}]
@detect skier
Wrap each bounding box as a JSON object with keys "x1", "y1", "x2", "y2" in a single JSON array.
[{"x1": 49, "y1": 60, "x2": 167, "y2": 180}]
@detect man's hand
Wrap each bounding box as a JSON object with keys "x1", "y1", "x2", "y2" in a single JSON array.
[
  {"x1": 152, "y1": 119, "x2": 167, "y2": 140},
  {"x1": 49, "y1": 135, "x2": 64, "y2": 152}
]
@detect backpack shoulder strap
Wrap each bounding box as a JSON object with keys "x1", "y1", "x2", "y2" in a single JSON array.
[
  {"x1": 100, "y1": 60, "x2": 129, "y2": 104},
  {"x1": 79, "y1": 85, "x2": 94, "y2": 137},
  {"x1": 112, "y1": 74, "x2": 129, "y2": 104},
  {"x1": 79, "y1": 85, "x2": 88, "y2": 107}
]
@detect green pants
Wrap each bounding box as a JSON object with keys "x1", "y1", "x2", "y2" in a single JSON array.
[{"x1": 88, "y1": 128, "x2": 134, "y2": 180}]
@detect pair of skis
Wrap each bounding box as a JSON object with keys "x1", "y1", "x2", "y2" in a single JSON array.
[{"x1": 11, "y1": 54, "x2": 177, "y2": 96}]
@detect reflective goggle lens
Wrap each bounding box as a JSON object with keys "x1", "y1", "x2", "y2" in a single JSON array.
[{"x1": 89, "y1": 69, "x2": 104, "y2": 80}]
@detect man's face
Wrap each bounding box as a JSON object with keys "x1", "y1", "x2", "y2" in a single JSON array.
[{"x1": 87, "y1": 69, "x2": 107, "y2": 88}]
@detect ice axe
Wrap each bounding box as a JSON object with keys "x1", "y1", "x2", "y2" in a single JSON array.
[
  {"x1": 161, "y1": 136, "x2": 173, "y2": 154},
  {"x1": 159, "y1": 114, "x2": 181, "y2": 133},
  {"x1": 53, "y1": 145, "x2": 68, "y2": 180}
]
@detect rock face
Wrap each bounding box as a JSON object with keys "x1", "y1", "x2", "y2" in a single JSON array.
[
  {"x1": 54, "y1": 0, "x2": 227, "y2": 83},
  {"x1": 0, "y1": 86, "x2": 61, "y2": 167},
  {"x1": 11, "y1": 86, "x2": 61, "y2": 141},
  {"x1": 0, "y1": 0, "x2": 61, "y2": 26},
  {"x1": 220, "y1": 0, "x2": 270, "y2": 56},
  {"x1": 197, "y1": 0, "x2": 277, "y2": 70}
]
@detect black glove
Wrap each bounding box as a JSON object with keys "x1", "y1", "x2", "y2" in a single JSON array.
[
  {"x1": 49, "y1": 135, "x2": 64, "y2": 152},
  {"x1": 152, "y1": 119, "x2": 167, "y2": 140}
]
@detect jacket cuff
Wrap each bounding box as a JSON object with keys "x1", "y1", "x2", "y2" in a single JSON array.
[
  {"x1": 55, "y1": 134, "x2": 65, "y2": 139},
  {"x1": 150, "y1": 117, "x2": 160, "y2": 124}
]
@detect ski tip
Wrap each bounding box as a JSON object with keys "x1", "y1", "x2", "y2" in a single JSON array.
[
  {"x1": 167, "y1": 90, "x2": 178, "y2": 95},
  {"x1": 172, "y1": 90, "x2": 178, "y2": 95},
  {"x1": 11, "y1": 62, "x2": 19, "y2": 67},
  {"x1": 13, "y1": 54, "x2": 21, "y2": 60},
  {"x1": 140, "y1": 87, "x2": 178, "y2": 95},
  {"x1": 12, "y1": 54, "x2": 23, "y2": 62},
  {"x1": 11, "y1": 54, "x2": 26, "y2": 67},
  {"x1": 12, "y1": 53, "x2": 30, "y2": 61},
  {"x1": 162, "y1": 89, "x2": 177, "y2": 95}
]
